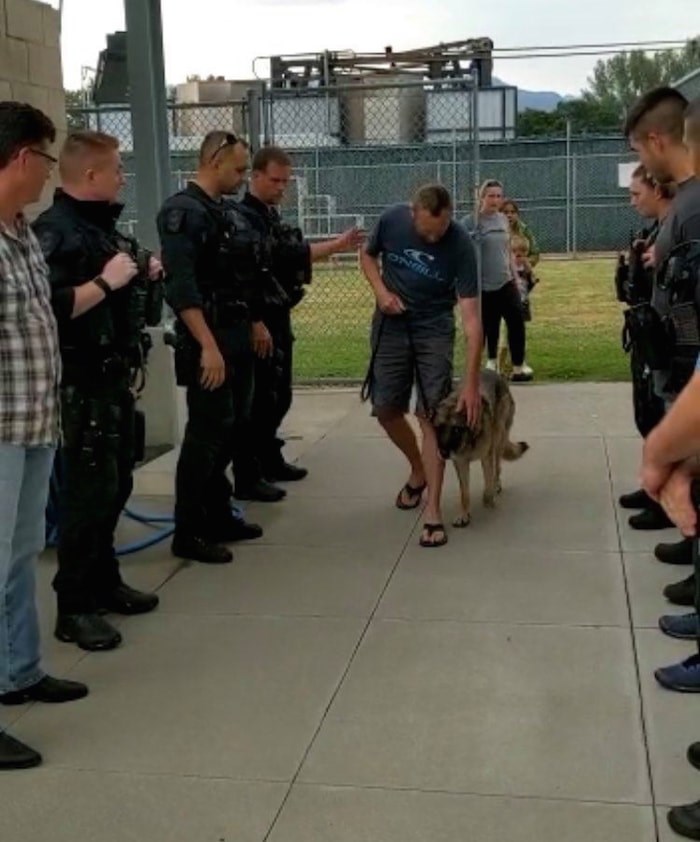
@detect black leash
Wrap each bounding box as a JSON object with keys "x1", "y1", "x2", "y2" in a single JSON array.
[{"x1": 360, "y1": 312, "x2": 433, "y2": 420}]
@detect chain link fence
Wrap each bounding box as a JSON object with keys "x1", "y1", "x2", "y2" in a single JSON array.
[{"x1": 68, "y1": 85, "x2": 636, "y2": 381}]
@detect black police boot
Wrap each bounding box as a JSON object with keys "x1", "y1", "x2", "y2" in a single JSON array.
[
  {"x1": 0, "y1": 732, "x2": 42, "y2": 770},
  {"x1": 665, "y1": 574, "x2": 697, "y2": 607},
  {"x1": 0, "y1": 675, "x2": 88, "y2": 706},
  {"x1": 656, "y1": 537, "x2": 694, "y2": 566},
  {"x1": 629, "y1": 505, "x2": 674, "y2": 530},
  {"x1": 668, "y1": 800, "x2": 700, "y2": 839},
  {"x1": 97, "y1": 584, "x2": 160, "y2": 616},
  {"x1": 688, "y1": 742, "x2": 700, "y2": 772},
  {"x1": 619, "y1": 488, "x2": 653, "y2": 510},
  {"x1": 234, "y1": 478, "x2": 287, "y2": 503},
  {"x1": 171, "y1": 534, "x2": 233, "y2": 565},
  {"x1": 208, "y1": 516, "x2": 263, "y2": 543},
  {"x1": 266, "y1": 461, "x2": 309, "y2": 483},
  {"x1": 55, "y1": 614, "x2": 122, "y2": 652}
]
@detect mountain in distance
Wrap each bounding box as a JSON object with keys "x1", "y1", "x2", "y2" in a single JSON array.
[{"x1": 493, "y1": 76, "x2": 573, "y2": 112}]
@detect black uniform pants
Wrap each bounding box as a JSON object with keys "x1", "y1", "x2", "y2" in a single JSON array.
[
  {"x1": 54, "y1": 381, "x2": 135, "y2": 614},
  {"x1": 630, "y1": 343, "x2": 666, "y2": 438},
  {"x1": 175, "y1": 325, "x2": 256, "y2": 533},
  {"x1": 482, "y1": 283, "x2": 526, "y2": 366},
  {"x1": 251, "y1": 308, "x2": 294, "y2": 471}
]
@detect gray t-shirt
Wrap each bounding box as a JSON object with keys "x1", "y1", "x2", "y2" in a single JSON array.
[
  {"x1": 652, "y1": 176, "x2": 700, "y2": 400},
  {"x1": 366, "y1": 203, "x2": 478, "y2": 326},
  {"x1": 463, "y1": 211, "x2": 512, "y2": 292},
  {"x1": 654, "y1": 176, "x2": 700, "y2": 272}
]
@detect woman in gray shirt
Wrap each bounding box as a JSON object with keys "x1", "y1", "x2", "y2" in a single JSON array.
[{"x1": 465, "y1": 180, "x2": 532, "y2": 382}]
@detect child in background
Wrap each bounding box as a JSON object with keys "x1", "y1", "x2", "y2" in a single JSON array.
[{"x1": 498, "y1": 235, "x2": 539, "y2": 376}]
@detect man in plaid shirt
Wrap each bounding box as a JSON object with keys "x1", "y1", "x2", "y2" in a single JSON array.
[{"x1": 0, "y1": 102, "x2": 88, "y2": 770}]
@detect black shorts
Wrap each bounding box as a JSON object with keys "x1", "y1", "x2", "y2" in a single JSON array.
[{"x1": 368, "y1": 311, "x2": 455, "y2": 416}]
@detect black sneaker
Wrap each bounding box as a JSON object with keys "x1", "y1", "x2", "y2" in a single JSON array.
[
  {"x1": 629, "y1": 507, "x2": 675, "y2": 530},
  {"x1": 656, "y1": 538, "x2": 694, "y2": 566},
  {"x1": 265, "y1": 462, "x2": 308, "y2": 483},
  {"x1": 0, "y1": 732, "x2": 41, "y2": 770},
  {"x1": 0, "y1": 675, "x2": 88, "y2": 706},
  {"x1": 665, "y1": 574, "x2": 697, "y2": 607},
  {"x1": 234, "y1": 479, "x2": 287, "y2": 503},
  {"x1": 55, "y1": 614, "x2": 122, "y2": 652},
  {"x1": 171, "y1": 534, "x2": 233, "y2": 565},
  {"x1": 208, "y1": 517, "x2": 264, "y2": 543},
  {"x1": 688, "y1": 742, "x2": 700, "y2": 772},
  {"x1": 619, "y1": 489, "x2": 653, "y2": 510},
  {"x1": 97, "y1": 585, "x2": 160, "y2": 616},
  {"x1": 669, "y1": 800, "x2": 700, "y2": 839}
]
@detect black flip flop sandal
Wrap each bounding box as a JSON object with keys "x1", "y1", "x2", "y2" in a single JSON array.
[
  {"x1": 420, "y1": 523, "x2": 448, "y2": 548},
  {"x1": 395, "y1": 482, "x2": 427, "y2": 511}
]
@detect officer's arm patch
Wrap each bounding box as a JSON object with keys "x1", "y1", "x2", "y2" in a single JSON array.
[{"x1": 165, "y1": 208, "x2": 186, "y2": 234}]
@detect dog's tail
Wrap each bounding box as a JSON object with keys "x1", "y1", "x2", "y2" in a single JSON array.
[{"x1": 502, "y1": 440, "x2": 530, "y2": 461}]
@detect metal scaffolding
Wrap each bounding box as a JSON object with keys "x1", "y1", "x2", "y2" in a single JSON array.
[{"x1": 123, "y1": 0, "x2": 171, "y2": 250}]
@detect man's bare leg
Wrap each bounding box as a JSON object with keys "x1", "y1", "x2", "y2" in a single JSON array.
[
  {"x1": 377, "y1": 409, "x2": 426, "y2": 504},
  {"x1": 417, "y1": 415, "x2": 447, "y2": 545}
]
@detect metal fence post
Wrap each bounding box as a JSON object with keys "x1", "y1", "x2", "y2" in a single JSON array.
[
  {"x1": 123, "y1": 0, "x2": 171, "y2": 250},
  {"x1": 565, "y1": 119, "x2": 572, "y2": 255},
  {"x1": 471, "y1": 71, "x2": 481, "y2": 215},
  {"x1": 246, "y1": 87, "x2": 262, "y2": 154},
  {"x1": 451, "y1": 130, "x2": 458, "y2": 200},
  {"x1": 572, "y1": 151, "x2": 578, "y2": 258}
]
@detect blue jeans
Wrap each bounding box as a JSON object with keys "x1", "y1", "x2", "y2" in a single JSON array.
[{"x1": 0, "y1": 444, "x2": 54, "y2": 693}]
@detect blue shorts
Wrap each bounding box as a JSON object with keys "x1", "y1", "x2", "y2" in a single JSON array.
[{"x1": 368, "y1": 311, "x2": 455, "y2": 416}]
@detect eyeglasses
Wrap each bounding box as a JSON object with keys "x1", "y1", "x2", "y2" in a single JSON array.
[
  {"x1": 28, "y1": 148, "x2": 58, "y2": 168},
  {"x1": 209, "y1": 132, "x2": 240, "y2": 163}
]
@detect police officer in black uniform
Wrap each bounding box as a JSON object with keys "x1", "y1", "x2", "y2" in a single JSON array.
[
  {"x1": 157, "y1": 131, "x2": 265, "y2": 565},
  {"x1": 34, "y1": 131, "x2": 162, "y2": 652},
  {"x1": 238, "y1": 146, "x2": 364, "y2": 481},
  {"x1": 616, "y1": 164, "x2": 673, "y2": 525},
  {"x1": 624, "y1": 89, "x2": 700, "y2": 607}
]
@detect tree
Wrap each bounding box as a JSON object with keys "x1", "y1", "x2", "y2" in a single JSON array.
[
  {"x1": 65, "y1": 89, "x2": 88, "y2": 130},
  {"x1": 585, "y1": 37, "x2": 700, "y2": 114},
  {"x1": 518, "y1": 98, "x2": 621, "y2": 138}
]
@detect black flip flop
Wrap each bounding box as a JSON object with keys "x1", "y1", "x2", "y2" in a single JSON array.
[
  {"x1": 395, "y1": 482, "x2": 427, "y2": 511},
  {"x1": 420, "y1": 523, "x2": 448, "y2": 548}
]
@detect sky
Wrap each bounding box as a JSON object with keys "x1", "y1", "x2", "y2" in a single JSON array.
[{"x1": 50, "y1": 0, "x2": 697, "y2": 96}]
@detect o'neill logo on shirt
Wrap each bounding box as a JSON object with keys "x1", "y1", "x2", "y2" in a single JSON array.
[{"x1": 387, "y1": 248, "x2": 443, "y2": 281}]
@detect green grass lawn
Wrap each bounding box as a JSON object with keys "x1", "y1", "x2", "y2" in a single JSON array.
[{"x1": 291, "y1": 257, "x2": 629, "y2": 382}]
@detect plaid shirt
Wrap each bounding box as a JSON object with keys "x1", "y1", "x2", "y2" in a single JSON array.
[{"x1": 0, "y1": 215, "x2": 61, "y2": 446}]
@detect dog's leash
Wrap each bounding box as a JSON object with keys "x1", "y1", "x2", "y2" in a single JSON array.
[{"x1": 361, "y1": 311, "x2": 434, "y2": 421}]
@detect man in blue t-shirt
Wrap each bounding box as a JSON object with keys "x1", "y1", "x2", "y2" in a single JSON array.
[{"x1": 361, "y1": 184, "x2": 483, "y2": 548}]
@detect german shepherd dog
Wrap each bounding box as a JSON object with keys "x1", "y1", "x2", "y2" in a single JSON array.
[{"x1": 433, "y1": 370, "x2": 529, "y2": 528}]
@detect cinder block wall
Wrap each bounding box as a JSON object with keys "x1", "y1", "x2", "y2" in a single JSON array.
[{"x1": 0, "y1": 0, "x2": 66, "y2": 216}]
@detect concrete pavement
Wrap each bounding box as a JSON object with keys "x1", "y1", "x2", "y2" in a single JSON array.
[{"x1": 1, "y1": 384, "x2": 695, "y2": 842}]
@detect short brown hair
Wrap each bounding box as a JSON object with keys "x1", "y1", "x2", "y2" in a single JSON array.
[
  {"x1": 686, "y1": 97, "x2": 700, "y2": 145},
  {"x1": 252, "y1": 145, "x2": 292, "y2": 172},
  {"x1": 631, "y1": 163, "x2": 676, "y2": 200},
  {"x1": 59, "y1": 131, "x2": 119, "y2": 180},
  {"x1": 412, "y1": 183, "x2": 452, "y2": 216},
  {"x1": 624, "y1": 86, "x2": 688, "y2": 143}
]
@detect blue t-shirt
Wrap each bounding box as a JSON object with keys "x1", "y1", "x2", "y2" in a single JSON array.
[{"x1": 365, "y1": 204, "x2": 478, "y2": 325}]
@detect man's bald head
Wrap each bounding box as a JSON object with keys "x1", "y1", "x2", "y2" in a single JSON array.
[
  {"x1": 197, "y1": 130, "x2": 249, "y2": 195},
  {"x1": 59, "y1": 131, "x2": 124, "y2": 202}
]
